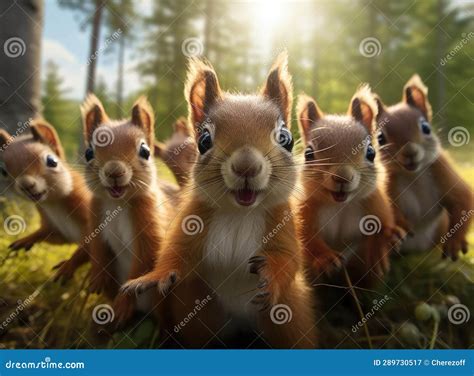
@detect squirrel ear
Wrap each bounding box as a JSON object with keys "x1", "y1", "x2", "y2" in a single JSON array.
[
  {"x1": 297, "y1": 94, "x2": 322, "y2": 145},
  {"x1": 81, "y1": 94, "x2": 109, "y2": 144},
  {"x1": 373, "y1": 94, "x2": 387, "y2": 123},
  {"x1": 30, "y1": 119, "x2": 65, "y2": 159},
  {"x1": 348, "y1": 84, "x2": 377, "y2": 133},
  {"x1": 262, "y1": 51, "x2": 293, "y2": 127},
  {"x1": 185, "y1": 59, "x2": 221, "y2": 130},
  {"x1": 153, "y1": 141, "x2": 165, "y2": 158},
  {"x1": 403, "y1": 74, "x2": 432, "y2": 121},
  {"x1": 0, "y1": 129, "x2": 12, "y2": 149},
  {"x1": 173, "y1": 117, "x2": 192, "y2": 137},
  {"x1": 131, "y1": 96, "x2": 155, "y2": 145}
]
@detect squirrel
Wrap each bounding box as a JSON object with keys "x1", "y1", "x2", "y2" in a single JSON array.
[
  {"x1": 121, "y1": 54, "x2": 317, "y2": 348},
  {"x1": 0, "y1": 119, "x2": 91, "y2": 282},
  {"x1": 297, "y1": 86, "x2": 404, "y2": 283},
  {"x1": 154, "y1": 117, "x2": 197, "y2": 187},
  {"x1": 374, "y1": 74, "x2": 473, "y2": 260},
  {"x1": 81, "y1": 95, "x2": 179, "y2": 327}
]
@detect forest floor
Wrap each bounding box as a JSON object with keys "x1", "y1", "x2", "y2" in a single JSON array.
[{"x1": 0, "y1": 153, "x2": 473, "y2": 349}]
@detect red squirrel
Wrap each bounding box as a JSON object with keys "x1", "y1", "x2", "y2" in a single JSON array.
[
  {"x1": 154, "y1": 117, "x2": 197, "y2": 187},
  {"x1": 0, "y1": 120, "x2": 91, "y2": 282},
  {"x1": 374, "y1": 74, "x2": 473, "y2": 260},
  {"x1": 121, "y1": 54, "x2": 317, "y2": 348},
  {"x1": 297, "y1": 86, "x2": 403, "y2": 282},
  {"x1": 81, "y1": 95, "x2": 179, "y2": 326}
]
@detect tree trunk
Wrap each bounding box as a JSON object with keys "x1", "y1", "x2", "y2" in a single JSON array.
[
  {"x1": 0, "y1": 0, "x2": 43, "y2": 134},
  {"x1": 116, "y1": 35, "x2": 125, "y2": 118},
  {"x1": 86, "y1": 0, "x2": 104, "y2": 96}
]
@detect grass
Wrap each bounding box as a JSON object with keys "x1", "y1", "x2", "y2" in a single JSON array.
[{"x1": 0, "y1": 153, "x2": 472, "y2": 349}]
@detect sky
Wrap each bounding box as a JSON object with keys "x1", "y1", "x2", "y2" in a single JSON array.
[{"x1": 42, "y1": 1, "x2": 151, "y2": 100}]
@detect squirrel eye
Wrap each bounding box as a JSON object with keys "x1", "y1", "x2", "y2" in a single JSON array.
[
  {"x1": 279, "y1": 127, "x2": 294, "y2": 152},
  {"x1": 46, "y1": 155, "x2": 58, "y2": 168},
  {"x1": 366, "y1": 144, "x2": 376, "y2": 162},
  {"x1": 139, "y1": 142, "x2": 151, "y2": 160},
  {"x1": 377, "y1": 130, "x2": 387, "y2": 146},
  {"x1": 304, "y1": 145, "x2": 314, "y2": 161},
  {"x1": 198, "y1": 129, "x2": 213, "y2": 155},
  {"x1": 85, "y1": 147, "x2": 94, "y2": 162},
  {"x1": 420, "y1": 119, "x2": 431, "y2": 135}
]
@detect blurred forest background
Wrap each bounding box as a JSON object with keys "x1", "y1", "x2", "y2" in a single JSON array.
[{"x1": 0, "y1": 0, "x2": 473, "y2": 349}]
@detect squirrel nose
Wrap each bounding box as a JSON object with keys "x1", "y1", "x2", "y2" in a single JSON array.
[
  {"x1": 332, "y1": 166, "x2": 354, "y2": 183},
  {"x1": 24, "y1": 181, "x2": 36, "y2": 190},
  {"x1": 231, "y1": 160, "x2": 262, "y2": 178},
  {"x1": 105, "y1": 170, "x2": 125, "y2": 179},
  {"x1": 332, "y1": 174, "x2": 352, "y2": 183}
]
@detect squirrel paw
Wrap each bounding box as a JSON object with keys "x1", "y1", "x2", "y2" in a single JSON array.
[
  {"x1": 8, "y1": 238, "x2": 35, "y2": 252},
  {"x1": 52, "y1": 259, "x2": 76, "y2": 284},
  {"x1": 311, "y1": 250, "x2": 343, "y2": 275},
  {"x1": 386, "y1": 225, "x2": 407, "y2": 253},
  {"x1": 89, "y1": 271, "x2": 115, "y2": 295},
  {"x1": 442, "y1": 236, "x2": 468, "y2": 261},
  {"x1": 248, "y1": 256, "x2": 278, "y2": 311},
  {"x1": 120, "y1": 270, "x2": 178, "y2": 296}
]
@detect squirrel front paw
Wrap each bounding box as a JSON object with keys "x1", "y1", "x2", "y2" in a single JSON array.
[
  {"x1": 89, "y1": 269, "x2": 115, "y2": 295},
  {"x1": 442, "y1": 236, "x2": 468, "y2": 261},
  {"x1": 8, "y1": 237, "x2": 35, "y2": 252},
  {"x1": 385, "y1": 225, "x2": 407, "y2": 253},
  {"x1": 249, "y1": 256, "x2": 279, "y2": 311},
  {"x1": 120, "y1": 270, "x2": 179, "y2": 296},
  {"x1": 52, "y1": 259, "x2": 77, "y2": 284},
  {"x1": 310, "y1": 249, "x2": 343, "y2": 275}
]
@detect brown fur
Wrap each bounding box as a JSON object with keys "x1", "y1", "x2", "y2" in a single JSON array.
[
  {"x1": 122, "y1": 54, "x2": 317, "y2": 348},
  {"x1": 82, "y1": 94, "x2": 179, "y2": 327},
  {"x1": 0, "y1": 120, "x2": 92, "y2": 282},
  {"x1": 154, "y1": 117, "x2": 197, "y2": 187},
  {"x1": 375, "y1": 75, "x2": 472, "y2": 260},
  {"x1": 297, "y1": 87, "x2": 403, "y2": 284}
]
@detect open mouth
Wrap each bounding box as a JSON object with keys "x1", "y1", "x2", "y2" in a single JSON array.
[
  {"x1": 25, "y1": 190, "x2": 46, "y2": 202},
  {"x1": 107, "y1": 185, "x2": 127, "y2": 199},
  {"x1": 331, "y1": 190, "x2": 349, "y2": 203},
  {"x1": 403, "y1": 161, "x2": 419, "y2": 171},
  {"x1": 233, "y1": 187, "x2": 258, "y2": 206}
]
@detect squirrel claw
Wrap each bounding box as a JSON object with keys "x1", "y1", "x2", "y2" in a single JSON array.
[{"x1": 249, "y1": 255, "x2": 266, "y2": 274}]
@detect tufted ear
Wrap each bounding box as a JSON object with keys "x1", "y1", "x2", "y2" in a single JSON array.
[
  {"x1": 348, "y1": 84, "x2": 377, "y2": 133},
  {"x1": 81, "y1": 94, "x2": 109, "y2": 145},
  {"x1": 403, "y1": 74, "x2": 432, "y2": 121},
  {"x1": 131, "y1": 96, "x2": 155, "y2": 146},
  {"x1": 373, "y1": 93, "x2": 387, "y2": 124},
  {"x1": 262, "y1": 51, "x2": 293, "y2": 127},
  {"x1": 30, "y1": 119, "x2": 65, "y2": 159},
  {"x1": 297, "y1": 94, "x2": 323, "y2": 145},
  {"x1": 173, "y1": 117, "x2": 192, "y2": 137},
  {"x1": 185, "y1": 58, "x2": 222, "y2": 132},
  {"x1": 0, "y1": 129, "x2": 12, "y2": 150}
]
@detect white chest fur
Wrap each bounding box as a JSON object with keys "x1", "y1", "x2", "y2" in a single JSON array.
[
  {"x1": 202, "y1": 210, "x2": 264, "y2": 323},
  {"x1": 317, "y1": 203, "x2": 365, "y2": 259},
  {"x1": 395, "y1": 171, "x2": 444, "y2": 252},
  {"x1": 41, "y1": 203, "x2": 81, "y2": 243}
]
